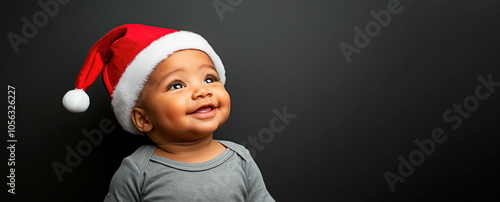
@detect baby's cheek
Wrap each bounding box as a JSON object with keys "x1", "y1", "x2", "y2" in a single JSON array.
[
  {"x1": 218, "y1": 89, "x2": 231, "y2": 106},
  {"x1": 217, "y1": 90, "x2": 231, "y2": 123}
]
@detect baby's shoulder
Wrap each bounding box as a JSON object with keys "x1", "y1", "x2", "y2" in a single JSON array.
[
  {"x1": 119, "y1": 144, "x2": 156, "y2": 174},
  {"x1": 217, "y1": 140, "x2": 252, "y2": 161}
]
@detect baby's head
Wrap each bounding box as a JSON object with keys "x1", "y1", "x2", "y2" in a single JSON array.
[
  {"x1": 62, "y1": 24, "x2": 230, "y2": 137},
  {"x1": 132, "y1": 49, "x2": 231, "y2": 142}
]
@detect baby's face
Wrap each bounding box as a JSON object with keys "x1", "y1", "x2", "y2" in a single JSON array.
[{"x1": 137, "y1": 49, "x2": 230, "y2": 141}]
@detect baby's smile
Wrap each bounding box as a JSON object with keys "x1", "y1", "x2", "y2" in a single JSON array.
[{"x1": 188, "y1": 103, "x2": 217, "y2": 119}]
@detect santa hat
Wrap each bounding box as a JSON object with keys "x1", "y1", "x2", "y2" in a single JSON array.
[{"x1": 62, "y1": 24, "x2": 226, "y2": 135}]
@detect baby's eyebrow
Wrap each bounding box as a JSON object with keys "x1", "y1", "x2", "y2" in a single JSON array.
[
  {"x1": 153, "y1": 68, "x2": 184, "y2": 84},
  {"x1": 152, "y1": 64, "x2": 216, "y2": 84},
  {"x1": 198, "y1": 64, "x2": 215, "y2": 70}
]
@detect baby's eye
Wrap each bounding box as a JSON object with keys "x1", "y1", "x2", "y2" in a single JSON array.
[
  {"x1": 167, "y1": 81, "x2": 185, "y2": 90},
  {"x1": 204, "y1": 74, "x2": 219, "y2": 84},
  {"x1": 204, "y1": 78, "x2": 214, "y2": 84}
]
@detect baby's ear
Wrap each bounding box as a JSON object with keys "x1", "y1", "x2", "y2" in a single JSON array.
[{"x1": 131, "y1": 107, "x2": 153, "y2": 133}]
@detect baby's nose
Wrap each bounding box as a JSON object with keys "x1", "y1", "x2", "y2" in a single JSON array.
[{"x1": 192, "y1": 85, "x2": 213, "y2": 99}]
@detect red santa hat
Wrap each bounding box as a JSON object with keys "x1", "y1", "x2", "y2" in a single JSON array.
[{"x1": 62, "y1": 24, "x2": 226, "y2": 135}]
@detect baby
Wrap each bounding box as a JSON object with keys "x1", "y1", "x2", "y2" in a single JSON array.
[{"x1": 62, "y1": 24, "x2": 274, "y2": 201}]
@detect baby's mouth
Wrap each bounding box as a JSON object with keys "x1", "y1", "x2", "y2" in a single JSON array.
[
  {"x1": 193, "y1": 106, "x2": 213, "y2": 114},
  {"x1": 189, "y1": 104, "x2": 216, "y2": 116}
]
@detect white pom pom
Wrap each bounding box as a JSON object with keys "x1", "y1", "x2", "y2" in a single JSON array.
[{"x1": 62, "y1": 89, "x2": 90, "y2": 113}]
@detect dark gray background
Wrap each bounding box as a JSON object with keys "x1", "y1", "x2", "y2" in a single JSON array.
[{"x1": 2, "y1": 0, "x2": 500, "y2": 201}]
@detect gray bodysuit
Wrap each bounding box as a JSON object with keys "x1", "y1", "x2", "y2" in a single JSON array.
[{"x1": 104, "y1": 140, "x2": 274, "y2": 202}]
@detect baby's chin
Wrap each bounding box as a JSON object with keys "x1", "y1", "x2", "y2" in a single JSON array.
[{"x1": 190, "y1": 121, "x2": 223, "y2": 135}]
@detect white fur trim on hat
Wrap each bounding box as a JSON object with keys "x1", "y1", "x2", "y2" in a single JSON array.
[{"x1": 111, "y1": 31, "x2": 226, "y2": 135}]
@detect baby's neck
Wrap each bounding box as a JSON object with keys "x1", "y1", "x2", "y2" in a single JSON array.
[{"x1": 153, "y1": 136, "x2": 227, "y2": 163}]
